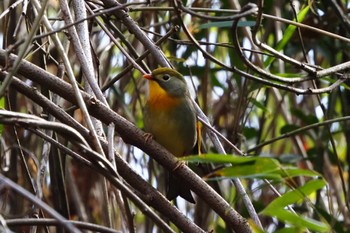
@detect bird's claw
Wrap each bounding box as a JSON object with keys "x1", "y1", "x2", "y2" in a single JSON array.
[
  {"x1": 172, "y1": 161, "x2": 185, "y2": 172},
  {"x1": 144, "y1": 132, "x2": 153, "y2": 142}
]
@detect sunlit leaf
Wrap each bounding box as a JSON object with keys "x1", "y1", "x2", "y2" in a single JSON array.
[
  {"x1": 274, "y1": 227, "x2": 305, "y2": 233},
  {"x1": 182, "y1": 153, "x2": 253, "y2": 164},
  {"x1": 264, "y1": 5, "x2": 310, "y2": 67},
  {"x1": 263, "y1": 179, "x2": 326, "y2": 210},
  {"x1": 263, "y1": 208, "x2": 329, "y2": 232},
  {"x1": 183, "y1": 154, "x2": 320, "y2": 179},
  {"x1": 261, "y1": 179, "x2": 329, "y2": 232},
  {"x1": 279, "y1": 167, "x2": 321, "y2": 178}
]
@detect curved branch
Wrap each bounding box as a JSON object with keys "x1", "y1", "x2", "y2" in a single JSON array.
[
  {"x1": 177, "y1": 0, "x2": 257, "y2": 21},
  {"x1": 231, "y1": 17, "x2": 314, "y2": 84},
  {"x1": 31, "y1": 128, "x2": 176, "y2": 233},
  {"x1": 230, "y1": 5, "x2": 348, "y2": 94},
  {"x1": 101, "y1": 0, "x2": 170, "y2": 68},
  {"x1": 6, "y1": 218, "x2": 121, "y2": 233},
  {"x1": 0, "y1": 175, "x2": 81, "y2": 233},
  {"x1": 0, "y1": 110, "x2": 89, "y2": 147},
  {"x1": 247, "y1": 114, "x2": 350, "y2": 153},
  {"x1": 0, "y1": 49, "x2": 251, "y2": 232},
  {"x1": 0, "y1": 72, "x2": 203, "y2": 233}
]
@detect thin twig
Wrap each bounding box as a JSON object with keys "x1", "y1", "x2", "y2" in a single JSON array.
[{"x1": 0, "y1": 175, "x2": 82, "y2": 233}]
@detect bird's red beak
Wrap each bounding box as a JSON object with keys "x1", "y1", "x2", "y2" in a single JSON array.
[{"x1": 143, "y1": 74, "x2": 152, "y2": 80}]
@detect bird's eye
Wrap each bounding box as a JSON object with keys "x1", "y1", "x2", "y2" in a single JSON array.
[{"x1": 162, "y1": 74, "x2": 170, "y2": 81}]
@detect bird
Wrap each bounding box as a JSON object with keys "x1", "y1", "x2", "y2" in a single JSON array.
[{"x1": 143, "y1": 67, "x2": 197, "y2": 203}]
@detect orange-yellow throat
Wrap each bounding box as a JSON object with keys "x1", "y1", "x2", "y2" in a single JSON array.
[
  {"x1": 147, "y1": 80, "x2": 182, "y2": 112},
  {"x1": 143, "y1": 69, "x2": 197, "y2": 157},
  {"x1": 143, "y1": 67, "x2": 197, "y2": 203},
  {"x1": 145, "y1": 79, "x2": 190, "y2": 157}
]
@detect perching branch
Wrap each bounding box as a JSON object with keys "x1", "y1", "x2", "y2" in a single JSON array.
[{"x1": 0, "y1": 49, "x2": 251, "y2": 233}]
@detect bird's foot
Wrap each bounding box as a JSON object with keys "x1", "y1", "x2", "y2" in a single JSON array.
[
  {"x1": 144, "y1": 132, "x2": 153, "y2": 142},
  {"x1": 172, "y1": 161, "x2": 186, "y2": 172}
]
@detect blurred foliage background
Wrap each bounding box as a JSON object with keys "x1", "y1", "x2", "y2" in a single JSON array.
[{"x1": 1, "y1": 0, "x2": 350, "y2": 232}]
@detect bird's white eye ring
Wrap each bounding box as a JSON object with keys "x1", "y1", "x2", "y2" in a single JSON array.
[{"x1": 162, "y1": 74, "x2": 170, "y2": 81}]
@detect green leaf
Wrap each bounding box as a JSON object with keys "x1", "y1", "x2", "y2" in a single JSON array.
[
  {"x1": 215, "y1": 161, "x2": 320, "y2": 180},
  {"x1": 199, "y1": 21, "x2": 256, "y2": 29},
  {"x1": 280, "y1": 124, "x2": 300, "y2": 134},
  {"x1": 243, "y1": 126, "x2": 259, "y2": 140},
  {"x1": 183, "y1": 154, "x2": 281, "y2": 167},
  {"x1": 264, "y1": 5, "x2": 310, "y2": 68},
  {"x1": 278, "y1": 153, "x2": 302, "y2": 164},
  {"x1": 182, "y1": 153, "x2": 256, "y2": 164},
  {"x1": 216, "y1": 159, "x2": 281, "y2": 179},
  {"x1": 266, "y1": 209, "x2": 330, "y2": 232},
  {"x1": 263, "y1": 208, "x2": 329, "y2": 232},
  {"x1": 263, "y1": 179, "x2": 326, "y2": 210},
  {"x1": 261, "y1": 179, "x2": 329, "y2": 232},
  {"x1": 291, "y1": 108, "x2": 319, "y2": 125},
  {"x1": 274, "y1": 228, "x2": 305, "y2": 233},
  {"x1": 0, "y1": 97, "x2": 4, "y2": 109},
  {"x1": 183, "y1": 154, "x2": 321, "y2": 179},
  {"x1": 250, "y1": 98, "x2": 270, "y2": 114},
  {"x1": 279, "y1": 167, "x2": 321, "y2": 178}
]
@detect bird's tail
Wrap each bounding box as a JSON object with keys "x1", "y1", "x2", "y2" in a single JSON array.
[{"x1": 166, "y1": 172, "x2": 195, "y2": 204}]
